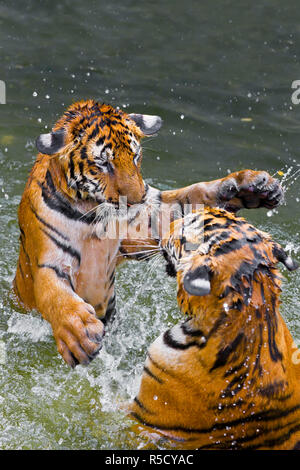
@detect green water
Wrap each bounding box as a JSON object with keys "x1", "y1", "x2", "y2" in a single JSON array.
[{"x1": 0, "y1": 0, "x2": 299, "y2": 449}]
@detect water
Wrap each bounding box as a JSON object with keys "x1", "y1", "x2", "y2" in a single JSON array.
[{"x1": 0, "y1": 0, "x2": 299, "y2": 449}]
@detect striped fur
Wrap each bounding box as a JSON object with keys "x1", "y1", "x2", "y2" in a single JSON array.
[
  {"x1": 130, "y1": 208, "x2": 300, "y2": 450},
  {"x1": 14, "y1": 99, "x2": 284, "y2": 367}
]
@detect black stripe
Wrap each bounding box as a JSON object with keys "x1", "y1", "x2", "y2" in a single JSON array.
[
  {"x1": 204, "y1": 222, "x2": 227, "y2": 231},
  {"x1": 210, "y1": 332, "x2": 245, "y2": 372},
  {"x1": 41, "y1": 228, "x2": 81, "y2": 264},
  {"x1": 128, "y1": 210, "x2": 141, "y2": 226},
  {"x1": 293, "y1": 440, "x2": 300, "y2": 450},
  {"x1": 78, "y1": 160, "x2": 84, "y2": 177},
  {"x1": 222, "y1": 372, "x2": 248, "y2": 397},
  {"x1": 163, "y1": 329, "x2": 206, "y2": 351},
  {"x1": 265, "y1": 295, "x2": 282, "y2": 362},
  {"x1": 258, "y1": 381, "x2": 286, "y2": 399},
  {"x1": 197, "y1": 418, "x2": 300, "y2": 450},
  {"x1": 253, "y1": 323, "x2": 263, "y2": 376},
  {"x1": 178, "y1": 201, "x2": 184, "y2": 219},
  {"x1": 131, "y1": 403, "x2": 300, "y2": 436},
  {"x1": 18, "y1": 260, "x2": 25, "y2": 280},
  {"x1": 80, "y1": 146, "x2": 88, "y2": 159},
  {"x1": 206, "y1": 311, "x2": 227, "y2": 339},
  {"x1": 106, "y1": 162, "x2": 114, "y2": 176},
  {"x1": 224, "y1": 360, "x2": 246, "y2": 378},
  {"x1": 88, "y1": 125, "x2": 99, "y2": 140},
  {"x1": 134, "y1": 397, "x2": 154, "y2": 415},
  {"x1": 147, "y1": 354, "x2": 164, "y2": 372},
  {"x1": 14, "y1": 279, "x2": 22, "y2": 300},
  {"x1": 38, "y1": 263, "x2": 75, "y2": 291},
  {"x1": 181, "y1": 322, "x2": 205, "y2": 338},
  {"x1": 96, "y1": 136, "x2": 105, "y2": 147},
  {"x1": 203, "y1": 230, "x2": 231, "y2": 245},
  {"x1": 102, "y1": 294, "x2": 116, "y2": 325},
  {"x1": 213, "y1": 238, "x2": 244, "y2": 257},
  {"x1": 20, "y1": 234, "x2": 31, "y2": 264},
  {"x1": 212, "y1": 397, "x2": 244, "y2": 412},
  {"x1": 29, "y1": 203, "x2": 70, "y2": 241},
  {"x1": 69, "y1": 151, "x2": 75, "y2": 180},
  {"x1": 241, "y1": 421, "x2": 300, "y2": 450},
  {"x1": 19, "y1": 234, "x2": 33, "y2": 280},
  {"x1": 108, "y1": 270, "x2": 115, "y2": 288},
  {"x1": 39, "y1": 170, "x2": 97, "y2": 224},
  {"x1": 143, "y1": 366, "x2": 164, "y2": 384}
]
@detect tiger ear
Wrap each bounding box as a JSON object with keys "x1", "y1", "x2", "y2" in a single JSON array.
[
  {"x1": 183, "y1": 265, "x2": 211, "y2": 296},
  {"x1": 272, "y1": 243, "x2": 299, "y2": 271},
  {"x1": 129, "y1": 113, "x2": 163, "y2": 135},
  {"x1": 36, "y1": 129, "x2": 66, "y2": 155}
]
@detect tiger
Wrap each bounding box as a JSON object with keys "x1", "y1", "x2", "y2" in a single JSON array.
[
  {"x1": 130, "y1": 207, "x2": 300, "y2": 450},
  {"x1": 14, "y1": 99, "x2": 284, "y2": 368}
]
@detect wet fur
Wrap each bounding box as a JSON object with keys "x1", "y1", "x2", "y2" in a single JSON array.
[{"x1": 130, "y1": 207, "x2": 300, "y2": 450}]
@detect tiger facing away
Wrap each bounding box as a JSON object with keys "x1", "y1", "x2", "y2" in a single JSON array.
[
  {"x1": 14, "y1": 99, "x2": 284, "y2": 368},
  {"x1": 130, "y1": 207, "x2": 300, "y2": 450}
]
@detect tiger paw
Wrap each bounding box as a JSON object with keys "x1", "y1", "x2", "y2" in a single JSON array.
[
  {"x1": 218, "y1": 170, "x2": 284, "y2": 212},
  {"x1": 53, "y1": 305, "x2": 105, "y2": 368}
]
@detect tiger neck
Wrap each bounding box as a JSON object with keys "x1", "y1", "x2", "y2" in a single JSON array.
[{"x1": 178, "y1": 269, "x2": 291, "y2": 389}]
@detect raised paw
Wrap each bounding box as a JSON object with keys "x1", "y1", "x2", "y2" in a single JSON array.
[
  {"x1": 218, "y1": 170, "x2": 284, "y2": 212},
  {"x1": 53, "y1": 304, "x2": 105, "y2": 368}
]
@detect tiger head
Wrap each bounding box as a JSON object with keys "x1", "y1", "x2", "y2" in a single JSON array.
[
  {"x1": 36, "y1": 99, "x2": 162, "y2": 206},
  {"x1": 161, "y1": 207, "x2": 298, "y2": 315}
]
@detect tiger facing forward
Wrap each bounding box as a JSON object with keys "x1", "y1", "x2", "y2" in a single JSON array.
[
  {"x1": 131, "y1": 208, "x2": 300, "y2": 450},
  {"x1": 14, "y1": 99, "x2": 284, "y2": 367}
]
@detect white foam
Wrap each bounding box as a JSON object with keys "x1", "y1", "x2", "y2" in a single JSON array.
[{"x1": 7, "y1": 312, "x2": 52, "y2": 343}]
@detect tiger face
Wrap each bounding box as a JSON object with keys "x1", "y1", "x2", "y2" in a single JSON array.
[
  {"x1": 36, "y1": 99, "x2": 162, "y2": 206},
  {"x1": 161, "y1": 207, "x2": 298, "y2": 311}
]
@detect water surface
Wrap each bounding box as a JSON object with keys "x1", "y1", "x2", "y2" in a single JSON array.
[{"x1": 0, "y1": 0, "x2": 299, "y2": 449}]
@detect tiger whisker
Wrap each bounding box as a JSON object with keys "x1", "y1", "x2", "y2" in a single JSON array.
[
  {"x1": 78, "y1": 203, "x2": 103, "y2": 220},
  {"x1": 117, "y1": 249, "x2": 160, "y2": 258},
  {"x1": 120, "y1": 252, "x2": 162, "y2": 312},
  {"x1": 143, "y1": 253, "x2": 163, "y2": 278},
  {"x1": 125, "y1": 243, "x2": 160, "y2": 250}
]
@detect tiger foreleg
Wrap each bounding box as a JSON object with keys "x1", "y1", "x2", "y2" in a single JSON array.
[
  {"x1": 118, "y1": 169, "x2": 283, "y2": 258},
  {"x1": 161, "y1": 169, "x2": 283, "y2": 212},
  {"x1": 34, "y1": 267, "x2": 104, "y2": 368}
]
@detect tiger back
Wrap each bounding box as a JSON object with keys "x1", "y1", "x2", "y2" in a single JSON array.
[{"x1": 130, "y1": 207, "x2": 300, "y2": 450}]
